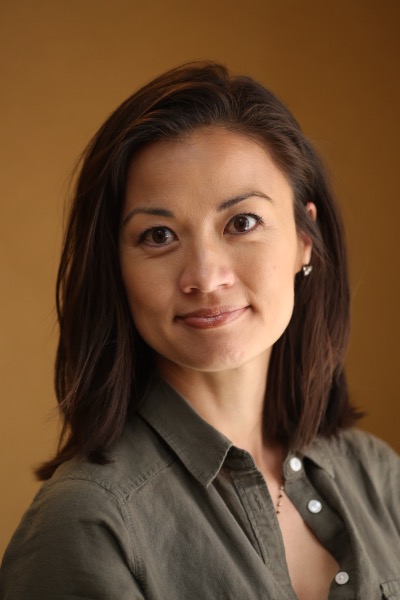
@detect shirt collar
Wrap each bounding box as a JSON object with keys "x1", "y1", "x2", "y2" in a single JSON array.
[
  {"x1": 302, "y1": 437, "x2": 336, "y2": 478},
  {"x1": 138, "y1": 375, "x2": 335, "y2": 485},
  {"x1": 138, "y1": 376, "x2": 232, "y2": 488}
]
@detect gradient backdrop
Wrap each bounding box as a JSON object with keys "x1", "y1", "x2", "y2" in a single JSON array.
[{"x1": 1, "y1": 0, "x2": 399, "y2": 557}]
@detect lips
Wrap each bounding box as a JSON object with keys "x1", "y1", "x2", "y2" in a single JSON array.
[{"x1": 176, "y1": 306, "x2": 248, "y2": 329}]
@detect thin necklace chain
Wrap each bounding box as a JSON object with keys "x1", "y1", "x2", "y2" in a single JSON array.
[{"x1": 276, "y1": 483, "x2": 285, "y2": 515}]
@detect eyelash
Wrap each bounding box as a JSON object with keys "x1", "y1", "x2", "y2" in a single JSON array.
[
  {"x1": 226, "y1": 212, "x2": 264, "y2": 235},
  {"x1": 138, "y1": 212, "x2": 264, "y2": 247}
]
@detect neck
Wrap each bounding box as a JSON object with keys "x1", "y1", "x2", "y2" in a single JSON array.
[{"x1": 157, "y1": 351, "x2": 274, "y2": 464}]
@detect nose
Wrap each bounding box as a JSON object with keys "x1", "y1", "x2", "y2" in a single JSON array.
[{"x1": 179, "y1": 240, "x2": 236, "y2": 294}]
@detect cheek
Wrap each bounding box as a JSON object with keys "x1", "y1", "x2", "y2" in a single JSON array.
[
  {"x1": 246, "y1": 244, "x2": 298, "y2": 294},
  {"x1": 122, "y1": 263, "x2": 172, "y2": 323},
  {"x1": 247, "y1": 247, "x2": 298, "y2": 330}
]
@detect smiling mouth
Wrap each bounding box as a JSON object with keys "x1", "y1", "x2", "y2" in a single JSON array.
[{"x1": 176, "y1": 306, "x2": 249, "y2": 329}]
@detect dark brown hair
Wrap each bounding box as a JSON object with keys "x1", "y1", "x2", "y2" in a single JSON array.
[{"x1": 37, "y1": 62, "x2": 360, "y2": 480}]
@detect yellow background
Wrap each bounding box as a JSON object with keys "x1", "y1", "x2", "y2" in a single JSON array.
[{"x1": 1, "y1": 0, "x2": 399, "y2": 557}]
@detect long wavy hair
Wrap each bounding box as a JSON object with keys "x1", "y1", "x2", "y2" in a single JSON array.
[{"x1": 37, "y1": 62, "x2": 361, "y2": 480}]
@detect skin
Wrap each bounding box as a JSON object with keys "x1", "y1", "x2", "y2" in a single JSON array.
[
  {"x1": 119, "y1": 128, "x2": 338, "y2": 599},
  {"x1": 120, "y1": 127, "x2": 313, "y2": 445}
]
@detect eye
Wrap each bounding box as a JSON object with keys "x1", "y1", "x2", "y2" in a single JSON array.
[
  {"x1": 139, "y1": 226, "x2": 176, "y2": 246},
  {"x1": 225, "y1": 213, "x2": 263, "y2": 234}
]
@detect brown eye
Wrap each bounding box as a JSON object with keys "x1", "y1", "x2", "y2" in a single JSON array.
[
  {"x1": 226, "y1": 214, "x2": 261, "y2": 234},
  {"x1": 140, "y1": 227, "x2": 176, "y2": 246},
  {"x1": 151, "y1": 228, "x2": 170, "y2": 244}
]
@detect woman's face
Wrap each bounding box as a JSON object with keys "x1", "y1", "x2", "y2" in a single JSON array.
[{"x1": 120, "y1": 128, "x2": 313, "y2": 375}]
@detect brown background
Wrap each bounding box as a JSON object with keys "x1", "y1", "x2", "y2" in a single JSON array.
[{"x1": 1, "y1": 0, "x2": 399, "y2": 558}]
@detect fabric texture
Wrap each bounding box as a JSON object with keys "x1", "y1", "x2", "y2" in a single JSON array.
[{"x1": 1, "y1": 376, "x2": 399, "y2": 599}]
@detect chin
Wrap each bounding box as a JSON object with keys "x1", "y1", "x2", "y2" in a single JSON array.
[{"x1": 167, "y1": 342, "x2": 269, "y2": 373}]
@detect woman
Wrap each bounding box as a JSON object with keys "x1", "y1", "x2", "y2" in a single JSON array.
[{"x1": 1, "y1": 62, "x2": 399, "y2": 600}]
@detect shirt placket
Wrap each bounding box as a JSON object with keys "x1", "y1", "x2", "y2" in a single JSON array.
[
  {"x1": 226, "y1": 449, "x2": 297, "y2": 600},
  {"x1": 283, "y1": 453, "x2": 357, "y2": 600}
]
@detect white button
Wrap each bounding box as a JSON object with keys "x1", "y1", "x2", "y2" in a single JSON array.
[
  {"x1": 289, "y1": 457, "x2": 302, "y2": 472},
  {"x1": 335, "y1": 571, "x2": 349, "y2": 585},
  {"x1": 308, "y1": 499, "x2": 322, "y2": 513}
]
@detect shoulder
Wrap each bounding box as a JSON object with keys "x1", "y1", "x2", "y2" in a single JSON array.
[
  {"x1": 51, "y1": 411, "x2": 176, "y2": 499},
  {"x1": 313, "y1": 428, "x2": 399, "y2": 493},
  {"x1": 324, "y1": 428, "x2": 399, "y2": 465},
  {"x1": 7, "y1": 412, "x2": 175, "y2": 557},
  {"x1": 0, "y1": 413, "x2": 170, "y2": 599}
]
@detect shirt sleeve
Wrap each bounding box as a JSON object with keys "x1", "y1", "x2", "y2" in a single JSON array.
[{"x1": 0, "y1": 478, "x2": 146, "y2": 600}]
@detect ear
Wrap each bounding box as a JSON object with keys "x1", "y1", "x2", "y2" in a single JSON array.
[{"x1": 297, "y1": 202, "x2": 317, "y2": 269}]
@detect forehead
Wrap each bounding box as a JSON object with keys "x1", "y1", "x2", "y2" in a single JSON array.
[{"x1": 124, "y1": 127, "x2": 293, "y2": 205}]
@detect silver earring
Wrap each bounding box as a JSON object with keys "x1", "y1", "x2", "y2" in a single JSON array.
[{"x1": 302, "y1": 264, "x2": 313, "y2": 277}]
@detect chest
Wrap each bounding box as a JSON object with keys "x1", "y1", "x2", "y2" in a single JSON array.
[
  {"x1": 130, "y1": 454, "x2": 400, "y2": 599},
  {"x1": 277, "y1": 493, "x2": 340, "y2": 600}
]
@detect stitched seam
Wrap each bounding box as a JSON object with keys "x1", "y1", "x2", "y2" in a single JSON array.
[
  {"x1": 45, "y1": 479, "x2": 143, "y2": 582},
  {"x1": 125, "y1": 458, "x2": 177, "y2": 499},
  {"x1": 231, "y1": 475, "x2": 272, "y2": 569},
  {"x1": 154, "y1": 420, "x2": 229, "y2": 483}
]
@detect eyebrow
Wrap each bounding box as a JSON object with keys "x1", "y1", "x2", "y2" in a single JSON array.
[
  {"x1": 217, "y1": 191, "x2": 272, "y2": 211},
  {"x1": 122, "y1": 190, "x2": 272, "y2": 226},
  {"x1": 122, "y1": 207, "x2": 173, "y2": 226}
]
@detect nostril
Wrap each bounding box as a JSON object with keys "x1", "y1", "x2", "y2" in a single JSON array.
[{"x1": 179, "y1": 263, "x2": 235, "y2": 294}]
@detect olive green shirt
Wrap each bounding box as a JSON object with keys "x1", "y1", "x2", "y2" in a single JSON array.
[{"x1": 1, "y1": 377, "x2": 399, "y2": 599}]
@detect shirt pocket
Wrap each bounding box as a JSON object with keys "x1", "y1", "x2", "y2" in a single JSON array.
[{"x1": 381, "y1": 580, "x2": 400, "y2": 599}]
